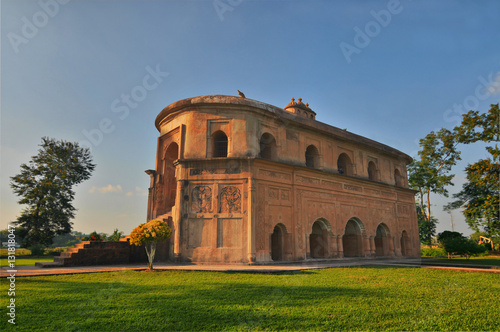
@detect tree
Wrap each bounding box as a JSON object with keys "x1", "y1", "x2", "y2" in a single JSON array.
[
  {"x1": 129, "y1": 219, "x2": 172, "y2": 270},
  {"x1": 10, "y1": 137, "x2": 95, "y2": 247},
  {"x1": 437, "y1": 231, "x2": 486, "y2": 259},
  {"x1": 416, "y1": 205, "x2": 437, "y2": 245},
  {"x1": 445, "y1": 104, "x2": 499, "y2": 237},
  {"x1": 107, "y1": 228, "x2": 124, "y2": 241},
  {"x1": 409, "y1": 128, "x2": 461, "y2": 243}
]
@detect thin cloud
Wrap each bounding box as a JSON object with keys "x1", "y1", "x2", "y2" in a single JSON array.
[
  {"x1": 89, "y1": 184, "x2": 123, "y2": 194},
  {"x1": 487, "y1": 71, "x2": 500, "y2": 95},
  {"x1": 135, "y1": 187, "x2": 147, "y2": 197}
]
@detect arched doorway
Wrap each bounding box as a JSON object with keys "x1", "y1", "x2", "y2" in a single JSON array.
[
  {"x1": 271, "y1": 224, "x2": 286, "y2": 261},
  {"x1": 309, "y1": 219, "x2": 330, "y2": 258},
  {"x1": 212, "y1": 131, "x2": 228, "y2": 157},
  {"x1": 375, "y1": 223, "x2": 391, "y2": 256},
  {"x1": 368, "y1": 161, "x2": 379, "y2": 181},
  {"x1": 343, "y1": 218, "x2": 364, "y2": 257},
  {"x1": 337, "y1": 153, "x2": 353, "y2": 176},
  {"x1": 260, "y1": 133, "x2": 277, "y2": 160},
  {"x1": 305, "y1": 145, "x2": 320, "y2": 169},
  {"x1": 163, "y1": 142, "x2": 178, "y2": 213},
  {"x1": 401, "y1": 230, "x2": 410, "y2": 256}
]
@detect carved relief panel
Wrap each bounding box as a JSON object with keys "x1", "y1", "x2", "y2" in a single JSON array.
[
  {"x1": 219, "y1": 186, "x2": 241, "y2": 213},
  {"x1": 191, "y1": 186, "x2": 213, "y2": 213}
]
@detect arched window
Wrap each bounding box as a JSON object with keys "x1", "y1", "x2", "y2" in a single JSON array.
[
  {"x1": 337, "y1": 153, "x2": 353, "y2": 176},
  {"x1": 260, "y1": 133, "x2": 277, "y2": 161},
  {"x1": 368, "y1": 161, "x2": 379, "y2": 181},
  {"x1": 305, "y1": 145, "x2": 320, "y2": 168},
  {"x1": 212, "y1": 131, "x2": 228, "y2": 158},
  {"x1": 394, "y1": 169, "x2": 403, "y2": 186}
]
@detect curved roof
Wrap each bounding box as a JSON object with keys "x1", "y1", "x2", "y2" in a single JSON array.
[{"x1": 155, "y1": 95, "x2": 412, "y2": 163}]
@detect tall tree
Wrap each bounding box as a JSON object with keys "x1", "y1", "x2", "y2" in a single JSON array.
[
  {"x1": 445, "y1": 104, "x2": 499, "y2": 237},
  {"x1": 408, "y1": 128, "x2": 461, "y2": 243},
  {"x1": 10, "y1": 137, "x2": 95, "y2": 247}
]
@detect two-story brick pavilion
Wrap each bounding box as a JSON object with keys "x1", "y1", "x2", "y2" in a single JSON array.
[{"x1": 145, "y1": 94, "x2": 420, "y2": 263}]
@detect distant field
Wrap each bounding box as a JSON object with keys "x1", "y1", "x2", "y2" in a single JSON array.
[
  {"x1": 0, "y1": 248, "x2": 31, "y2": 256},
  {"x1": 1, "y1": 267, "x2": 498, "y2": 331},
  {"x1": 0, "y1": 257, "x2": 54, "y2": 267}
]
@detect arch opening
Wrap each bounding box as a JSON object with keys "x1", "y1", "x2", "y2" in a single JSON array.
[
  {"x1": 271, "y1": 224, "x2": 286, "y2": 261},
  {"x1": 337, "y1": 153, "x2": 353, "y2": 176},
  {"x1": 400, "y1": 230, "x2": 411, "y2": 256},
  {"x1": 375, "y1": 223, "x2": 391, "y2": 257},
  {"x1": 212, "y1": 131, "x2": 228, "y2": 158},
  {"x1": 260, "y1": 133, "x2": 277, "y2": 161},
  {"x1": 343, "y1": 218, "x2": 364, "y2": 257},
  {"x1": 163, "y1": 142, "x2": 179, "y2": 213},
  {"x1": 394, "y1": 169, "x2": 403, "y2": 187},
  {"x1": 309, "y1": 219, "x2": 330, "y2": 258},
  {"x1": 305, "y1": 145, "x2": 320, "y2": 168},
  {"x1": 368, "y1": 161, "x2": 379, "y2": 181}
]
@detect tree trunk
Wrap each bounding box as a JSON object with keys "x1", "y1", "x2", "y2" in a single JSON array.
[{"x1": 145, "y1": 242, "x2": 157, "y2": 270}]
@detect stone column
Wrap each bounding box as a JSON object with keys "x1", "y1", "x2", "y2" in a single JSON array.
[
  {"x1": 247, "y1": 178, "x2": 256, "y2": 263},
  {"x1": 173, "y1": 178, "x2": 184, "y2": 261},
  {"x1": 145, "y1": 170, "x2": 157, "y2": 221},
  {"x1": 363, "y1": 236, "x2": 371, "y2": 257},
  {"x1": 337, "y1": 235, "x2": 344, "y2": 258},
  {"x1": 305, "y1": 234, "x2": 311, "y2": 259},
  {"x1": 369, "y1": 236, "x2": 376, "y2": 257}
]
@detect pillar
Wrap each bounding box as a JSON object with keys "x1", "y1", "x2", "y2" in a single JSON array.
[{"x1": 247, "y1": 178, "x2": 256, "y2": 263}]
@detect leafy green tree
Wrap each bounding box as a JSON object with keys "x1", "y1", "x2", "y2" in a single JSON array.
[
  {"x1": 409, "y1": 128, "x2": 461, "y2": 243},
  {"x1": 10, "y1": 137, "x2": 95, "y2": 247},
  {"x1": 445, "y1": 104, "x2": 499, "y2": 237},
  {"x1": 416, "y1": 205, "x2": 437, "y2": 245},
  {"x1": 49, "y1": 231, "x2": 80, "y2": 248},
  {"x1": 437, "y1": 231, "x2": 486, "y2": 259}
]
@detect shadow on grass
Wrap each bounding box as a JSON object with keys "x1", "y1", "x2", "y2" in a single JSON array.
[{"x1": 4, "y1": 270, "x2": 377, "y2": 331}]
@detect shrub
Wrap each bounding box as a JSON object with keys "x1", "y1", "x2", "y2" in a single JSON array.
[
  {"x1": 44, "y1": 247, "x2": 69, "y2": 256},
  {"x1": 130, "y1": 219, "x2": 172, "y2": 270},
  {"x1": 28, "y1": 244, "x2": 45, "y2": 256},
  {"x1": 82, "y1": 231, "x2": 104, "y2": 242},
  {"x1": 421, "y1": 246, "x2": 447, "y2": 257},
  {"x1": 107, "y1": 228, "x2": 124, "y2": 241},
  {"x1": 439, "y1": 233, "x2": 487, "y2": 259}
]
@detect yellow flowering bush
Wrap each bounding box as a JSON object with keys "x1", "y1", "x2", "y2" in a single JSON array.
[{"x1": 129, "y1": 219, "x2": 172, "y2": 270}]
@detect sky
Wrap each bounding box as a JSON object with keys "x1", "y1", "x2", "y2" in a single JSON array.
[{"x1": 1, "y1": 0, "x2": 499, "y2": 237}]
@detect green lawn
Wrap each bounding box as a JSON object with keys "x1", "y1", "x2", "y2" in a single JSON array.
[
  {"x1": 1, "y1": 267, "x2": 499, "y2": 331},
  {"x1": 426, "y1": 256, "x2": 500, "y2": 267},
  {"x1": 0, "y1": 257, "x2": 54, "y2": 267}
]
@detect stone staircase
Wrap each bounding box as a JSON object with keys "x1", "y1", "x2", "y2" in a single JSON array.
[{"x1": 35, "y1": 240, "x2": 138, "y2": 268}]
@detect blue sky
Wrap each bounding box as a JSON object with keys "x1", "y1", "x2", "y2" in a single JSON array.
[{"x1": 1, "y1": 0, "x2": 499, "y2": 237}]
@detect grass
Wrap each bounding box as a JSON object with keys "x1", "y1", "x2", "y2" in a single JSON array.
[
  {"x1": 0, "y1": 257, "x2": 54, "y2": 267},
  {"x1": 1, "y1": 267, "x2": 499, "y2": 331},
  {"x1": 426, "y1": 256, "x2": 500, "y2": 267}
]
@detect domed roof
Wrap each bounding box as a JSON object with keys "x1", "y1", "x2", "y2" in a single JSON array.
[{"x1": 284, "y1": 98, "x2": 316, "y2": 118}]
